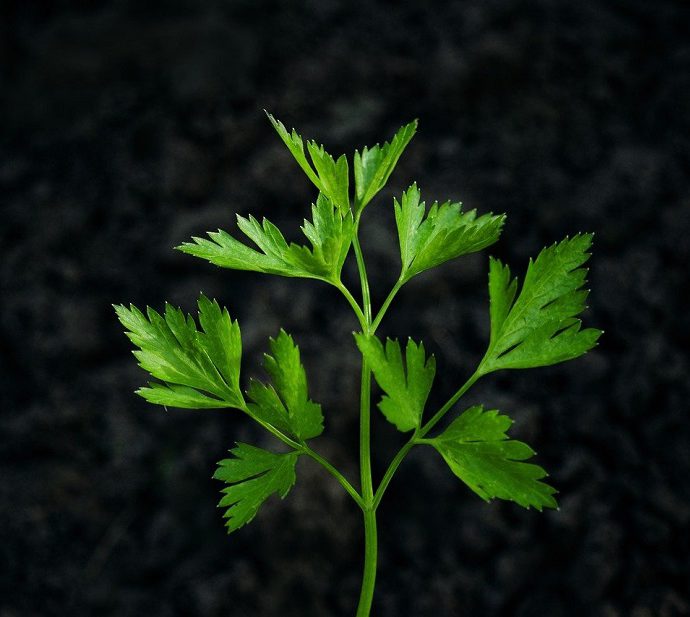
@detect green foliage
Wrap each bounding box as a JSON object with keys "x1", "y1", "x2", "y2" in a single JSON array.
[
  {"x1": 354, "y1": 120, "x2": 417, "y2": 214},
  {"x1": 428, "y1": 406, "x2": 557, "y2": 510},
  {"x1": 214, "y1": 443, "x2": 299, "y2": 532},
  {"x1": 114, "y1": 295, "x2": 244, "y2": 409},
  {"x1": 395, "y1": 183, "x2": 505, "y2": 281},
  {"x1": 266, "y1": 113, "x2": 350, "y2": 214},
  {"x1": 177, "y1": 193, "x2": 353, "y2": 283},
  {"x1": 479, "y1": 234, "x2": 603, "y2": 374},
  {"x1": 247, "y1": 330, "x2": 324, "y2": 441},
  {"x1": 117, "y1": 113, "x2": 601, "y2": 612},
  {"x1": 355, "y1": 334, "x2": 435, "y2": 432}
]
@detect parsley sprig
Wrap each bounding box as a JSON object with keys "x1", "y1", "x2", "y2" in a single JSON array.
[{"x1": 116, "y1": 113, "x2": 601, "y2": 616}]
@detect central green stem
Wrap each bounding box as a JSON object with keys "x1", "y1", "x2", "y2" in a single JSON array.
[
  {"x1": 355, "y1": 356, "x2": 377, "y2": 617},
  {"x1": 351, "y1": 224, "x2": 378, "y2": 617},
  {"x1": 356, "y1": 507, "x2": 378, "y2": 617},
  {"x1": 358, "y1": 357, "x2": 374, "y2": 501}
]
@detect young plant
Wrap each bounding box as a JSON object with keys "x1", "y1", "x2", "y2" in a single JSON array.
[{"x1": 115, "y1": 113, "x2": 601, "y2": 616}]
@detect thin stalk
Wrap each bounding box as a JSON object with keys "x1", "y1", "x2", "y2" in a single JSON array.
[
  {"x1": 351, "y1": 215, "x2": 378, "y2": 617},
  {"x1": 356, "y1": 358, "x2": 376, "y2": 617},
  {"x1": 372, "y1": 369, "x2": 482, "y2": 509},
  {"x1": 358, "y1": 359, "x2": 374, "y2": 502},
  {"x1": 351, "y1": 217, "x2": 375, "y2": 503},
  {"x1": 372, "y1": 436, "x2": 415, "y2": 510},
  {"x1": 352, "y1": 229, "x2": 372, "y2": 326},
  {"x1": 246, "y1": 404, "x2": 365, "y2": 509},
  {"x1": 370, "y1": 275, "x2": 405, "y2": 333},
  {"x1": 302, "y1": 444, "x2": 365, "y2": 510},
  {"x1": 243, "y1": 405, "x2": 303, "y2": 450},
  {"x1": 420, "y1": 369, "x2": 481, "y2": 435},
  {"x1": 355, "y1": 508, "x2": 378, "y2": 617},
  {"x1": 335, "y1": 281, "x2": 367, "y2": 331}
]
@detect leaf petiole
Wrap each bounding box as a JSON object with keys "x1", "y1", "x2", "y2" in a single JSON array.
[
  {"x1": 244, "y1": 402, "x2": 367, "y2": 508},
  {"x1": 242, "y1": 403, "x2": 304, "y2": 450},
  {"x1": 372, "y1": 368, "x2": 482, "y2": 509},
  {"x1": 370, "y1": 275, "x2": 405, "y2": 333},
  {"x1": 352, "y1": 219, "x2": 373, "y2": 327},
  {"x1": 334, "y1": 280, "x2": 368, "y2": 331},
  {"x1": 301, "y1": 444, "x2": 365, "y2": 510},
  {"x1": 419, "y1": 369, "x2": 482, "y2": 436}
]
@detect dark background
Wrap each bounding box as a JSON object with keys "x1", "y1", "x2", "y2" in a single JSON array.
[{"x1": 2, "y1": 1, "x2": 689, "y2": 615}]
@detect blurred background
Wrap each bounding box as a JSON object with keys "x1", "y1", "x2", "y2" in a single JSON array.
[{"x1": 1, "y1": 1, "x2": 689, "y2": 615}]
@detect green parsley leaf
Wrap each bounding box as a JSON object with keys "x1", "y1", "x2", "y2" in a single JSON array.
[
  {"x1": 353, "y1": 120, "x2": 417, "y2": 214},
  {"x1": 354, "y1": 334, "x2": 435, "y2": 432},
  {"x1": 247, "y1": 330, "x2": 324, "y2": 441},
  {"x1": 266, "y1": 113, "x2": 350, "y2": 213},
  {"x1": 428, "y1": 405, "x2": 557, "y2": 510},
  {"x1": 214, "y1": 443, "x2": 299, "y2": 533},
  {"x1": 394, "y1": 183, "x2": 505, "y2": 281},
  {"x1": 305, "y1": 142, "x2": 350, "y2": 215},
  {"x1": 177, "y1": 193, "x2": 353, "y2": 283},
  {"x1": 136, "y1": 382, "x2": 235, "y2": 409},
  {"x1": 479, "y1": 234, "x2": 602, "y2": 374},
  {"x1": 295, "y1": 193, "x2": 354, "y2": 279},
  {"x1": 114, "y1": 295, "x2": 244, "y2": 409}
]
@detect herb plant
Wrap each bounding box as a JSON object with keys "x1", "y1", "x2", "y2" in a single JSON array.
[{"x1": 115, "y1": 113, "x2": 601, "y2": 616}]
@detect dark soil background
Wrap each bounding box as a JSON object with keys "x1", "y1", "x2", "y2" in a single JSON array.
[{"x1": 2, "y1": 1, "x2": 689, "y2": 616}]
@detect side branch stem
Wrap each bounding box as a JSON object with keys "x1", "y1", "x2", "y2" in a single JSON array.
[
  {"x1": 420, "y1": 369, "x2": 481, "y2": 436},
  {"x1": 335, "y1": 281, "x2": 367, "y2": 331},
  {"x1": 372, "y1": 369, "x2": 482, "y2": 509},
  {"x1": 302, "y1": 445, "x2": 364, "y2": 510},
  {"x1": 371, "y1": 275, "x2": 405, "y2": 333},
  {"x1": 352, "y1": 222, "x2": 372, "y2": 328},
  {"x1": 245, "y1": 404, "x2": 364, "y2": 509},
  {"x1": 243, "y1": 406, "x2": 303, "y2": 450}
]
